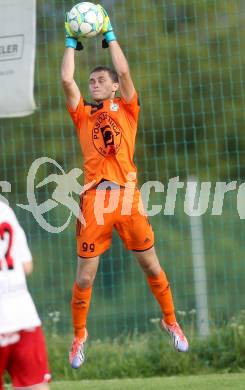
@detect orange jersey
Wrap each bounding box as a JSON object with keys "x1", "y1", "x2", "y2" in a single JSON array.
[{"x1": 67, "y1": 93, "x2": 140, "y2": 187}]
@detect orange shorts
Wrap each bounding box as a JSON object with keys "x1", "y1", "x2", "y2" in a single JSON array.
[{"x1": 76, "y1": 186, "x2": 154, "y2": 258}]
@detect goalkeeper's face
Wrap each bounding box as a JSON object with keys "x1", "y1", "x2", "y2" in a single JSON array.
[{"x1": 89, "y1": 71, "x2": 119, "y2": 102}]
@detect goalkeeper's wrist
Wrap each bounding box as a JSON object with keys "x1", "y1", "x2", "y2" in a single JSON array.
[
  {"x1": 104, "y1": 30, "x2": 117, "y2": 44},
  {"x1": 65, "y1": 37, "x2": 77, "y2": 49}
]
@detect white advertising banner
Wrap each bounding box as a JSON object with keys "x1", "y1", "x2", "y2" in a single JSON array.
[{"x1": 0, "y1": 0, "x2": 36, "y2": 117}]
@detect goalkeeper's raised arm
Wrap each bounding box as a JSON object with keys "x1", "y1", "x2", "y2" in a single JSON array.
[
  {"x1": 98, "y1": 5, "x2": 136, "y2": 103},
  {"x1": 61, "y1": 14, "x2": 82, "y2": 111}
]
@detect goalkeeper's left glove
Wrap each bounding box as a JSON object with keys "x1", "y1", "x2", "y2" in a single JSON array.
[
  {"x1": 65, "y1": 13, "x2": 83, "y2": 51},
  {"x1": 96, "y1": 5, "x2": 117, "y2": 48}
]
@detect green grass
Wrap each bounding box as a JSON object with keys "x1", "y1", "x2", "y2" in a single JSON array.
[
  {"x1": 50, "y1": 373, "x2": 245, "y2": 389},
  {"x1": 46, "y1": 311, "x2": 245, "y2": 380}
]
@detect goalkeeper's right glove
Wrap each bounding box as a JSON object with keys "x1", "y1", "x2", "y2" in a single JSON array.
[{"x1": 65, "y1": 13, "x2": 83, "y2": 51}]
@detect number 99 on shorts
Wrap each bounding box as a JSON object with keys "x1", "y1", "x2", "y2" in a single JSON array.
[{"x1": 82, "y1": 242, "x2": 95, "y2": 253}]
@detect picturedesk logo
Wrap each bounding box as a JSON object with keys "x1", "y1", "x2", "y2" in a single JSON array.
[{"x1": 0, "y1": 35, "x2": 24, "y2": 62}]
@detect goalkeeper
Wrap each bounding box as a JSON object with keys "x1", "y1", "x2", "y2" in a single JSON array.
[{"x1": 61, "y1": 4, "x2": 189, "y2": 369}]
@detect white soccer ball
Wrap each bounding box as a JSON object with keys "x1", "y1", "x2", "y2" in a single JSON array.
[{"x1": 68, "y1": 2, "x2": 104, "y2": 38}]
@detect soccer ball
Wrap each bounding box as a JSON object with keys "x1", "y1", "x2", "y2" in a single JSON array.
[{"x1": 67, "y1": 2, "x2": 104, "y2": 38}]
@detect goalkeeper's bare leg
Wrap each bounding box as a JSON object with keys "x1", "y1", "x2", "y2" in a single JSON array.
[{"x1": 133, "y1": 246, "x2": 189, "y2": 352}]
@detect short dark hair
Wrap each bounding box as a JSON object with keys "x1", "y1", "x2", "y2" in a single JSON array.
[{"x1": 90, "y1": 66, "x2": 119, "y2": 83}]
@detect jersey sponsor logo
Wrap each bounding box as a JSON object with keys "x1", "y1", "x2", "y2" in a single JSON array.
[{"x1": 92, "y1": 112, "x2": 122, "y2": 156}]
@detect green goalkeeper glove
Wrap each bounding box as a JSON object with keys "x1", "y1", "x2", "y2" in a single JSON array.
[
  {"x1": 96, "y1": 5, "x2": 117, "y2": 48},
  {"x1": 65, "y1": 13, "x2": 83, "y2": 51}
]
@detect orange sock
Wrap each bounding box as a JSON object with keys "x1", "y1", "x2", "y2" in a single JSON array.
[
  {"x1": 147, "y1": 269, "x2": 176, "y2": 325},
  {"x1": 71, "y1": 282, "x2": 92, "y2": 339}
]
